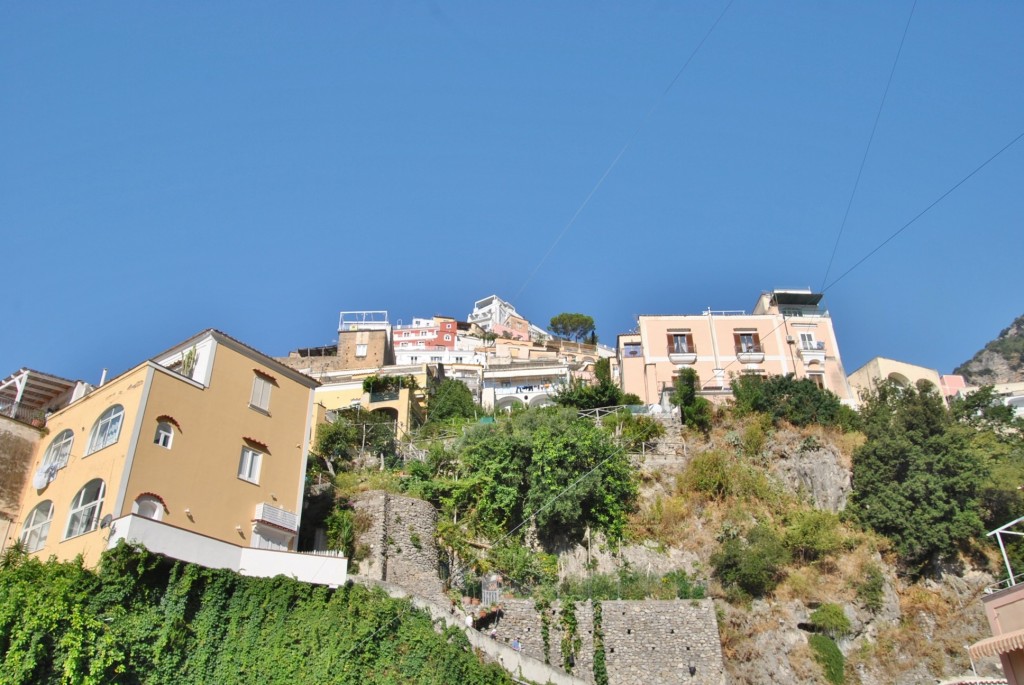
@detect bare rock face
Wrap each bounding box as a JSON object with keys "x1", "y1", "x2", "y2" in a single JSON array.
[
  {"x1": 955, "y1": 314, "x2": 1024, "y2": 385},
  {"x1": 765, "y1": 437, "x2": 851, "y2": 513}
]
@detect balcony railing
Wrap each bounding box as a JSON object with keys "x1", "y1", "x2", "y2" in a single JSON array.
[
  {"x1": 0, "y1": 399, "x2": 43, "y2": 424},
  {"x1": 735, "y1": 344, "x2": 765, "y2": 363},
  {"x1": 492, "y1": 384, "x2": 557, "y2": 397},
  {"x1": 369, "y1": 390, "x2": 400, "y2": 402},
  {"x1": 254, "y1": 503, "x2": 299, "y2": 532},
  {"x1": 797, "y1": 341, "x2": 826, "y2": 363}
]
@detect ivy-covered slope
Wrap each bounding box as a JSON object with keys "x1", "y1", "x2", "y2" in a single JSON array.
[{"x1": 0, "y1": 543, "x2": 511, "y2": 685}]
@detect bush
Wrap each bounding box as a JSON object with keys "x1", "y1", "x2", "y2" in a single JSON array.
[
  {"x1": 809, "y1": 633, "x2": 845, "y2": 684},
  {"x1": 428, "y1": 379, "x2": 478, "y2": 422},
  {"x1": 784, "y1": 510, "x2": 844, "y2": 563},
  {"x1": 809, "y1": 603, "x2": 851, "y2": 639},
  {"x1": 732, "y1": 373, "x2": 845, "y2": 428},
  {"x1": 856, "y1": 563, "x2": 885, "y2": 612},
  {"x1": 711, "y1": 523, "x2": 790, "y2": 598},
  {"x1": 679, "y1": 450, "x2": 772, "y2": 501}
]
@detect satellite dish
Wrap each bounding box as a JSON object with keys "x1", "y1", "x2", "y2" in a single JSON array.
[
  {"x1": 32, "y1": 468, "x2": 49, "y2": 490},
  {"x1": 100, "y1": 514, "x2": 113, "y2": 529}
]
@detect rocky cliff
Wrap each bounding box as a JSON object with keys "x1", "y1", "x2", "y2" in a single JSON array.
[{"x1": 955, "y1": 314, "x2": 1024, "y2": 385}]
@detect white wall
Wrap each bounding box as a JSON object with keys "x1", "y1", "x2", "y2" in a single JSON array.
[{"x1": 107, "y1": 515, "x2": 347, "y2": 586}]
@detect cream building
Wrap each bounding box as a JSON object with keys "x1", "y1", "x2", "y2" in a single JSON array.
[
  {"x1": 619, "y1": 289, "x2": 855, "y2": 407},
  {"x1": 9, "y1": 330, "x2": 346, "y2": 585}
]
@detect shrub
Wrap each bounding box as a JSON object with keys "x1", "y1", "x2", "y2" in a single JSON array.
[
  {"x1": 711, "y1": 523, "x2": 790, "y2": 598},
  {"x1": 809, "y1": 603, "x2": 851, "y2": 639},
  {"x1": 670, "y1": 368, "x2": 714, "y2": 435},
  {"x1": 784, "y1": 510, "x2": 844, "y2": 562},
  {"x1": 809, "y1": 633, "x2": 845, "y2": 684},
  {"x1": 732, "y1": 373, "x2": 845, "y2": 428},
  {"x1": 679, "y1": 450, "x2": 772, "y2": 501},
  {"x1": 856, "y1": 563, "x2": 885, "y2": 612}
]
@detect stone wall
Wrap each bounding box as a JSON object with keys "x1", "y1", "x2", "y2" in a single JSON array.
[
  {"x1": 0, "y1": 416, "x2": 42, "y2": 539},
  {"x1": 351, "y1": 491, "x2": 448, "y2": 605},
  {"x1": 492, "y1": 598, "x2": 725, "y2": 685}
]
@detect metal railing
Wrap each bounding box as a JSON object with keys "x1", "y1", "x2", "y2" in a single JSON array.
[
  {"x1": 0, "y1": 399, "x2": 42, "y2": 424},
  {"x1": 735, "y1": 344, "x2": 764, "y2": 354},
  {"x1": 369, "y1": 390, "x2": 400, "y2": 402}
]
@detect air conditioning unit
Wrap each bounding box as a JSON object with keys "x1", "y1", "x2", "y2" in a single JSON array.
[{"x1": 786, "y1": 336, "x2": 795, "y2": 343}]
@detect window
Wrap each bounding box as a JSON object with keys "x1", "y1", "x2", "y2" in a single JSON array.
[
  {"x1": 133, "y1": 494, "x2": 164, "y2": 521},
  {"x1": 65, "y1": 479, "x2": 106, "y2": 539},
  {"x1": 86, "y1": 405, "x2": 124, "y2": 455},
  {"x1": 238, "y1": 447, "x2": 262, "y2": 484},
  {"x1": 667, "y1": 333, "x2": 694, "y2": 354},
  {"x1": 355, "y1": 344, "x2": 368, "y2": 358},
  {"x1": 444, "y1": 334, "x2": 452, "y2": 341},
  {"x1": 250, "y1": 376, "x2": 272, "y2": 412},
  {"x1": 154, "y1": 422, "x2": 174, "y2": 449},
  {"x1": 623, "y1": 343, "x2": 642, "y2": 358},
  {"x1": 799, "y1": 332, "x2": 818, "y2": 350},
  {"x1": 734, "y1": 332, "x2": 761, "y2": 353},
  {"x1": 20, "y1": 500, "x2": 54, "y2": 552},
  {"x1": 42, "y1": 429, "x2": 74, "y2": 469},
  {"x1": 808, "y1": 373, "x2": 825, "y2": 389}
]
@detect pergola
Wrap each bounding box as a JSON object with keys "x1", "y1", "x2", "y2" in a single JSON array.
[{"x1": 0, "y1": 368, "x2": 79, "y2": 424}]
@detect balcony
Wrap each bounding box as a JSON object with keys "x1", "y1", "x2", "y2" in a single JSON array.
[
  {"x1": 735, "y1": 344, "x2": 765, "y2": 364},
  {"x1": 369, "y1": 390, "x2": 400, "y2": 403},
  {"x1": 668, "y1": 352, "x2": 697, "y2": 365},
  {"x1": 797, "y1": 341, "x2": 826, "y2": 364},
  {"x1": 254, "y1": 502, "x2": 298, "y2": 532},
  {"x1": 107, "y1": 514, "x2": 346, "y2": 586}
]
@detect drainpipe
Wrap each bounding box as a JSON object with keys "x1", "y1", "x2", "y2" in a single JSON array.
[{"x1": 706, "y1": 308, "x2": 721, "y2": 387}]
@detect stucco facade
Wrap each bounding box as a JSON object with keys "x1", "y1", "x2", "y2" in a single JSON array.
[
  {"x1": 621, "y1": 290, "x2": 855, "y2": 406},
  {"x1": 11, "y1": 330, "x2": 318, "y2": 567}
]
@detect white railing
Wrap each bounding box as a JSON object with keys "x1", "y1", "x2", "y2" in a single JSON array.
[
  {"x1": 254, "y1": 503, "x2": 298, "y2": 532},
  {"x1": 491, "y1": 384, "x2": 557, "y2": 397}
]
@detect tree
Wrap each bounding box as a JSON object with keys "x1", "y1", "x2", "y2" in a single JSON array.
[
  {"x1": 548, "y1": 313, "x2": 596, "y2": 342},
  {"x1": 731, "y1": 373, "x2": 846, "y2": 428},
  {"x1": 428, "y1": 379, "x2": 478, "y2": 422},
  {"x1": 848, "y1": 380, "x2": 984, "y2": 573},
  {"x1": 313, "y1": 408, "x2": 396, "y2": 474},
  {"x1": 670, "y1": 368, "x2": 713, "y2": 435}
]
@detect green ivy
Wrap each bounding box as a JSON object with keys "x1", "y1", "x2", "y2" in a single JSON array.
[
  {"x1": 0, "y1": 543, "x2": 512, "y2": 685},
  {"x1": 592, "y1": 600, "x2": 608, "y2": 685}
]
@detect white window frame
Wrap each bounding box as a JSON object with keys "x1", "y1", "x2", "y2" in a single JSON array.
[
  {"x1": 86, "y1": 405, "x2": 124, "y2": 455},
  {"x1": 250, "y1": 376, "x2": 272, "y2": 413},
  {"x1": 154, "y1": 422, "x2": 174, "y2": 449},
  {"x1": 808, "y1": 372, "x2": 825, "y2": 389},
  {"x1": 238, "y1": 447, "x2": 262, "y2": 484},
  {"x1": 355, "y1": 343, "x2": 368, "y2": 358},
  {"x1": 65, "y1": 479, "x2": 106, "y2": 539},
  {"x1": 799, "y1": 332, "x2": 816, "y2": 350},
  {"x1": 133, "y1": 495, "x2": 164, "y2": 521},
  {"x1": 444, "y1": 334, "x2": 452, "y2": 341},
  {"x1": 42, "y1": 429, "x2": 75, "y2": 469},
  {"x1": 21, "y1": 500, "x2": 54, "y2": 552}
]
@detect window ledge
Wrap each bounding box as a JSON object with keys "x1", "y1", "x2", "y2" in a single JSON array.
[{"x1": 248, "y1": 404, "x2": 271, "y2": 417}]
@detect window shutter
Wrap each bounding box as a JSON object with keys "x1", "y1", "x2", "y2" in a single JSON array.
[
  {"x1": 733, "y1": 333, "x2": 741, "y2": 350},
  {"x1": 686, "y1": 334, "x2": 695, "y2": 354},
  {"x1": 666, "y1": 334, "x2": 674, "y2": 353},
  {"x1": 752, "y1": 333, "x2": 761, "y2": 347}
]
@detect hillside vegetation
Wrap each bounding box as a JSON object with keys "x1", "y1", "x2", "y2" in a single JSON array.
[
  {"x1": 0, "y1": 543, "x2": 511, "y2": 685},
  {"x1": 314, "y1": 374, "x2": 1023, "y2": 683}
]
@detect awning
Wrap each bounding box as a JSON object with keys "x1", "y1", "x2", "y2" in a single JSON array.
[{"x1": 970, "y1": 627, "x2": 1024, "y2": 658}]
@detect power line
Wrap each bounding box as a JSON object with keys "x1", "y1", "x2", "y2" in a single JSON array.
[
  {"x1": 822, "y1": 128, "x2": 1024, "y2": 293},
  {"x1": 820, "y1": 0, "x2": 917, "y2": 291},
  {"x1": 515, "y1": 0, "x2": 736, "y2": 300}
]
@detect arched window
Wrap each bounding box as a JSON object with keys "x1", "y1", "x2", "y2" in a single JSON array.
[
  {"x1": 133, "y1": 494, "x2": 164, "y2": 521},
  {"x1": 42, "y1": 429, "x2": 74, "y2": 469},
  {"x1": 65, "y1": 479, "x2": 106, "y2": 539},
  {"x1": 87, "y1": 405, "x2": 124, "y2": 455},
  {"x1": 154, "y1": 422, "x2": 173, "y2": 449},
  {"x1": 20, "y1": 500, "x2": 54, "y2": 552}
]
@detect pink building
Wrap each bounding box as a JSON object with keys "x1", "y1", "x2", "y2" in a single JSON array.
[{"x1": 619, "y1": 289, "x2": 855, "y2": 406}]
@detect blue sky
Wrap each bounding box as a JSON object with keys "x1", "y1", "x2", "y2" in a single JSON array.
[{"x1": 2, "y1": 2, "x2": 1021, "y2": 383}]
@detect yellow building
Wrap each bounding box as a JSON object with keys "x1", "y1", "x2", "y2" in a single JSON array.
[{"x1": 11, "y1": 330, "x2": 347, "y2": 585}]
